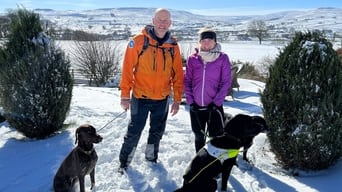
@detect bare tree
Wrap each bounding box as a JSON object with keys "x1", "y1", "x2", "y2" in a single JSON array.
[
  {"x1": 71, "y1": 34, "x2": 121, "y2": 86},
  {"x1": 247, "y1": 20, "x2": 268, "y2": 44}
]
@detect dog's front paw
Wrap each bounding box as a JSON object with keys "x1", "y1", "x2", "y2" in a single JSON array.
[
  {"x1": 220, "y1": 187, "x2": 230, "y2": 192},
  {"x1": 90, "y1": 182, "x2": 95, "y2": 190},
  {"x1": 243, "y1": 156, "x2": 250, "y2": 163}
]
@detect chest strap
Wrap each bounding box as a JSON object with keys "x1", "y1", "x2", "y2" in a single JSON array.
[{"x1": 205, "y1": 142, "x2": 239, "y2": 163}]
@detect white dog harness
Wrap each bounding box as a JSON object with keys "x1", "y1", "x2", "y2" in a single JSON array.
[
  {"x1": 188, "y1": 143, "x2": 240, "y2": 184},
  {"x1": 205, "y1": 142, "x2": 239, "y2": 163}
]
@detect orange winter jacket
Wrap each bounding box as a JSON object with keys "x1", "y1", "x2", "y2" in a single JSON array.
[{"x1": 120, "y1": 25, "x2": 184, "y2": 102}]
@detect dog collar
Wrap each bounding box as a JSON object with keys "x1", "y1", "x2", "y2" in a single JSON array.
[
  {"x1": 77, "y1": 146, "x2": 94, "y2": 155},
  {"x1": 205, "y1": 142, "x2": 239, "y2": 163}
]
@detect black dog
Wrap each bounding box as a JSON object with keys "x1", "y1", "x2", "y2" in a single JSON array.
[
  {"x1": 175, "y1": 114, "x2": 268, "y2": 192},
  {"x1": 53, "y1": 124, "x2": 103, "y2": 192},
  {"x1": 224, "y1": 113, "x2": 265, "y2": 163}
]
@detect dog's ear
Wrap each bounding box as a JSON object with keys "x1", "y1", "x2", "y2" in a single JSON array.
[
  {"x1": 75, "y1": 127, "x2": 81, "y2": 144},
  {"x1": 223, "y1": 113, "x2": 233, "y2": 127}
]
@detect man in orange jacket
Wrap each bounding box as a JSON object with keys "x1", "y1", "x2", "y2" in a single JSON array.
[{"x1": 118, "y1": 8, "x2": 184, "y2": 172}]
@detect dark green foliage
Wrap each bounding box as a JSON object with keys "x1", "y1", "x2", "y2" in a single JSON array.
[
  {"x1": 261, "y1": 31, "x2": 342, "y2": 170},
  {"x1": 0, "y1": 113, "x2": 5, "y2": 123},
  {"x1": 0, "y1": 15, "x2": 11, "y2": 38},
  {"x1": 0, "y1": 9, "x2": 73, "y2": 139}
]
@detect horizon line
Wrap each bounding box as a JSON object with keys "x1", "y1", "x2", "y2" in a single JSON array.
[{"x1": 0, "y1": 6, "x2": 340, "y2": 16}]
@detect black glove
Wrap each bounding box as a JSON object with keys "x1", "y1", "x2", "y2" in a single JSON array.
[
  {"x1": 190, "y1": 103, "x2": 199, "y2": 112},
  {"x1": 208, "y1": 102, "x2": 219, "y2": 111}
]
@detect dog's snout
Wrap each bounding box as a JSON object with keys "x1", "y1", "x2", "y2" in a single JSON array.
[
  {"x1": 91, "y1": 132, "x2": 103, "y2": 144},
  {"x1": 262, "y1": 125, "x2": 269, "y2": 132},
  {"x1": 95, "y1": 134, "x2": 103, "y2": 143},
  {"x1": 258, "y1": 122, "x2": 269, "y2": 133}
]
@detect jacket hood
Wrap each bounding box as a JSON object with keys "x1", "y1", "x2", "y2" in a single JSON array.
[{"x1": 142, "y1": 25, "x2": 175, "y2": 45}]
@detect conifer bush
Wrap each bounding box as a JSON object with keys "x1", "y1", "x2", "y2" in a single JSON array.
[
  {"x1": 0, "y1": 112, "x2": 5, "y2": 123},
  {"x1": 0, "y1": 9, "x2": 73, "y2": 139},
  {"x1": 261, "y1": 31, "x2": 342, "y2": 171}
]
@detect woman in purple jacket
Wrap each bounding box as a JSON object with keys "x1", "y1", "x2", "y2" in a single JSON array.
[{"x1": 184, "y1": 28, "x2": 232, "y2": 152}]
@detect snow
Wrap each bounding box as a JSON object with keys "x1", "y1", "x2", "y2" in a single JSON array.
[{"x1": 1, "y1": 42, "x2": 342, "y2": 192}]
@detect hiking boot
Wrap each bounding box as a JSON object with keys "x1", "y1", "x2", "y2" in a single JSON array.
[
  {"x1": 145, "y1": 158, "x2": 158, "y2": 164},
  {"x1": 120, "y1": 162, "x2": 128, "y2": 169},
  {"x1": 117, "y1": 163, "x2": 128, "y2": 174}
]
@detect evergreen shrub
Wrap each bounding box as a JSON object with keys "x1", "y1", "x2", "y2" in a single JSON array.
[
  {"x1": 0, "y1": 9, "x2": 73, "y2": 139},
  {"x1": 261, "y1": 31, "x2": 342, "y2": 170}
]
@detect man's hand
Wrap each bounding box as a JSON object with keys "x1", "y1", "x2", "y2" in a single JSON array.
[
  {"x1": 120, "y1": 98, "x2": 130, "y2": 111},
  {"x1": 170, "y1": 102, "x2": 180, "y2": 116}
]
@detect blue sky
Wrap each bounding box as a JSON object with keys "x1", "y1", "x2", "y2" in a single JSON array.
[{"x1": 1, "y1": 0, "x2": 341, "y2": 15}]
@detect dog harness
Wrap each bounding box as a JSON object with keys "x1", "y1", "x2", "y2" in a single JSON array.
[
  {"x1": 188, "y1": 143, "x2": 239, "y2": 183},
  {"x1": 205, "y1": 142, "x2": 239, "y2": 163}
]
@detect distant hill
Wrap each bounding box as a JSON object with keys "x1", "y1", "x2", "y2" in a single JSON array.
[{"x1": 2, "y1": 7, "x2": 342, "y2": 41}]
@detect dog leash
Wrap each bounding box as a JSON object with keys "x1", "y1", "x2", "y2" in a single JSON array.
[
  {"x1": 97, "y1": 111, "x2": 126, "y2": 132},
  {"x1": 188, "y1": 148, "x2": 239, "y2": 184}
]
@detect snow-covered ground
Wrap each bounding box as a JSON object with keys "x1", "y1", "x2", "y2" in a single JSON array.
[{"x1": 1, "y1": 79, "x2": 342, "y2": 192}]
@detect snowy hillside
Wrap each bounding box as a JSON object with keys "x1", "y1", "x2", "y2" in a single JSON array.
[{"x1": 30, "y1": 7, "x2": 342, "y2": 37}]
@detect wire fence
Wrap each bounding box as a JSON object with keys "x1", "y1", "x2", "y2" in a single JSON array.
[{"x1": 70, "y1": 68, "x2": 90, "y2": 85}]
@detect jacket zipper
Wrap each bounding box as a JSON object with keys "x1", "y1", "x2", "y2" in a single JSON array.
[
  {"x1": 201, "y1": 64, "x2": 206, "y2": 106},
  {"x1": 153, "y1": 48, "x2": 156, "y2": 71}
]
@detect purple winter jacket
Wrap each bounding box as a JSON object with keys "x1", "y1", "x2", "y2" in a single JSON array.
[{"x1": 184, "y1": 51, "x2": 231, "y2": 107}]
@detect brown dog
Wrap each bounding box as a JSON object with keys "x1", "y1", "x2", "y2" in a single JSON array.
[{"x1": 53, "y1": 124, "x2": 103, "y2": 192}]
